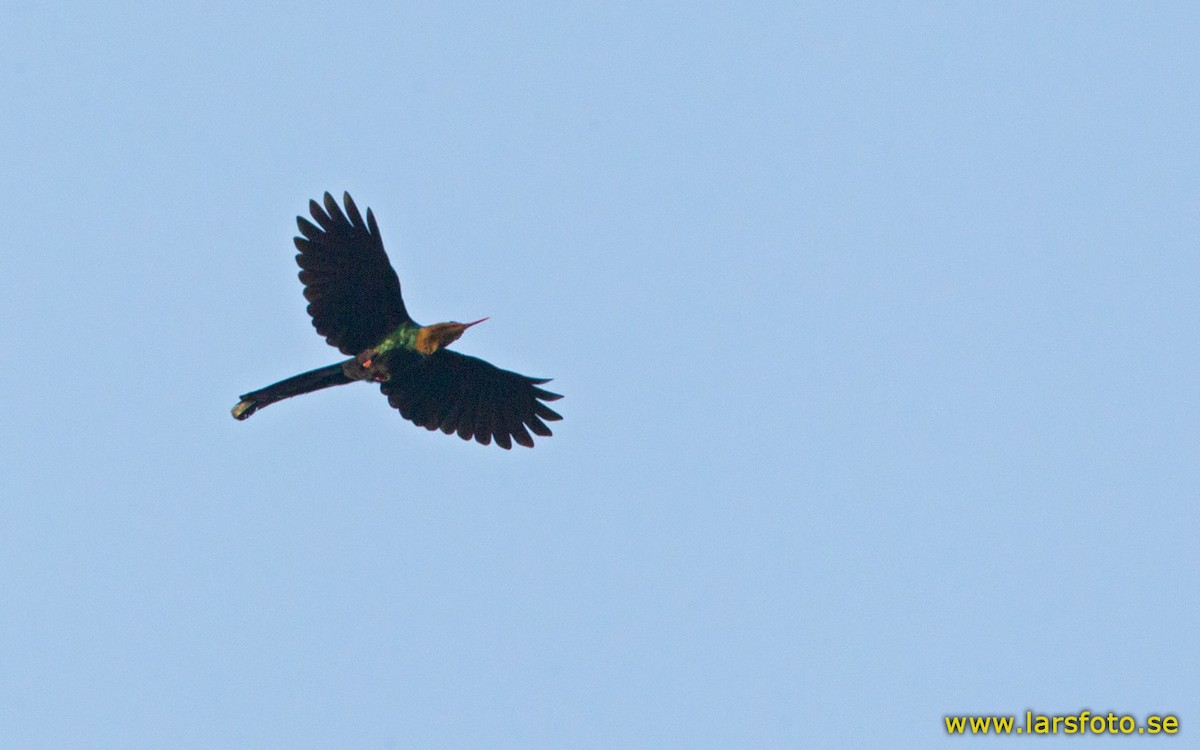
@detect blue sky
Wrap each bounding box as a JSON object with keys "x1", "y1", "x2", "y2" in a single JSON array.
[{"x1": 2, "y1": 2, "x2": 1197, "y2": 748}]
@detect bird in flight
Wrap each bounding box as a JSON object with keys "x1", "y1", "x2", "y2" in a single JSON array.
[{"x1": 232, "y1": 192, "x2": 562, "y2": 449}]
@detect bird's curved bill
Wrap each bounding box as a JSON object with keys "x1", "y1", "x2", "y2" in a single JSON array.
[{"x1": 462, "y1": 317, "x2": 489, "y2": 328}]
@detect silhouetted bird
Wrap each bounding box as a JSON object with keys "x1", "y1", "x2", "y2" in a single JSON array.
[{"x1": 232, "y1": 192, "x2": 562, "y2": 449}]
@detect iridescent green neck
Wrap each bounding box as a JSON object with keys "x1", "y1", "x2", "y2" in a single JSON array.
[{"x1": 373, "y1": 322, "x2": 421, "y2": 354}]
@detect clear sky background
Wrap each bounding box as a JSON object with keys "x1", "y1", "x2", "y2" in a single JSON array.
[{"x1": 2, "y1": 2, "x2": 1197, "y2": 748}]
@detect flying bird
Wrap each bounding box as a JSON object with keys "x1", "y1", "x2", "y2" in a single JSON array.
[{"x1": 232, "y1": 192, "x2": 562, "y2": 449}]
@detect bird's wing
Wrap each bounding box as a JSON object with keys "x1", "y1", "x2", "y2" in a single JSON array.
[
  {"x1": 294, "y1": 192, "x2": 413, "y2": 356},
  {"x1": 378, "y1": 349, "x2": 563, "y2": 449}
]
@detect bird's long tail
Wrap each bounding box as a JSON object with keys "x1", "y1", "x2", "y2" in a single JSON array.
[{"x1": 231, "y1": 362, "x2": 353, "y2": 420}]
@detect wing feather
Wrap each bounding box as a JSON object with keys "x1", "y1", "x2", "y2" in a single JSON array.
[
  {"x1": 379, "y1": 349, "x2": 562, "y2": 449},
  {"x1": 293, "y1": 192, "x2": 412, "y2": 355}
]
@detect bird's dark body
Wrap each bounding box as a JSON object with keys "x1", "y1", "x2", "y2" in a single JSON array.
[{"x1": 232, "y1": 192, "x2": 562, "y2": 449}]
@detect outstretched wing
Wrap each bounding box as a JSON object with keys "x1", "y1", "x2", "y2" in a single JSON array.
[
  {"x1": 378, "y1": 349, "x2": 563, "y2": 449},
  {"x1": 294, "y1": 192, "x2": 412, "y2": 355}
]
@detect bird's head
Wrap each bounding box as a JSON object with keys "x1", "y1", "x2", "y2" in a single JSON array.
[{"x1": 416, "y1": 318, "x2": 488, "y2": 355}]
